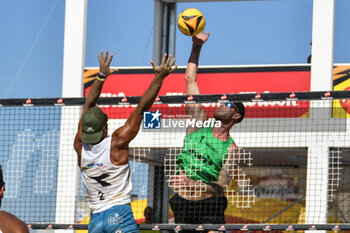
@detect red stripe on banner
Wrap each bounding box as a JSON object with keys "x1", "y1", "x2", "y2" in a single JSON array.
[{"x1": 84, "y1": 70, "x2": 311, "y2": 119}]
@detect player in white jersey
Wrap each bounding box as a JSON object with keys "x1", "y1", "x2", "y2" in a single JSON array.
[
  {"x1": 74, "y1": 51, "x2": 177, "y2": 233},
  {"x1": 0, "y1": 165, "x2": 29, "y2": 233}
]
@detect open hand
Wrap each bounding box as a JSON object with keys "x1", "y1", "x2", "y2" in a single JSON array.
[
  {"x1": 192, "y1": 30, "x2": 210, "y2": 46},
  {"x1": 150, "y1": 53, "x2": 177, "y2": 79},
  {"x1": 98, "y1": 50, "x2": 118, "y2": 76}
]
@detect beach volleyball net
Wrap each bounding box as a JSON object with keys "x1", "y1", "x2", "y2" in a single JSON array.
[{"x1": 0, "y1": 91, "x2": 349, "y2": 231}]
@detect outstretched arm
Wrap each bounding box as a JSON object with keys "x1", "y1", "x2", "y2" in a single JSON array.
[
  {"x1": 73, "y1": 51, "x2": 117, "y2": 164},
  {"x1": 83, "y1": 51, "x2": 116, "y2": 115},
  {"x1": 185, "y1": 31, "x2": 210, "y2": 134},
  {"x1": 135, "y1": 54, "x2": 177, "y2": 115},
  {"x1": 110, "y1": 54, "x2": 177, "y2": 163}
]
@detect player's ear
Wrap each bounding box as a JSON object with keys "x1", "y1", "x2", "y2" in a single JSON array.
[
  {"x1": 0, "y1": 186, "x2": 4, "y2": 198},
  {"x1": 232, "y1": 113, "x2": 241, "y2": 122},
  {"x1": 103, "y1": 124, "x2": 108, "y2": 135}
]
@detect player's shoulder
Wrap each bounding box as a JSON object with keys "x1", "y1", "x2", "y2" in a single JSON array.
[
  {"x1": 230, "y1": 141, "x2": 238, "y2": 149},
  {"x1": 0, "y1": 209, "x2": 15, "y2": 219},
  {"x1": 0, "y1": 211, "x2": 29, "y2": 233}
]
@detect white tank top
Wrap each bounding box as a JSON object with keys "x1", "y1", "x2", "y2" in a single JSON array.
[{"x1": 81, "y1": 136, "x2": 132, "y2": 213}]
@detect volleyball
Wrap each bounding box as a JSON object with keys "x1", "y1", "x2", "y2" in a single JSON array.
[{"x1": 177, "y1": 8, "x2": 206, "y2": 36}]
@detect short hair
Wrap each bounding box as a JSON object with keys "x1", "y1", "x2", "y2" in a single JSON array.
[
  {"x1": 0, "y1": 164, "x2": 4, "y2": 189},
  {"x1": 233, "y1": 102, "x2": 245, "y2": 123}
]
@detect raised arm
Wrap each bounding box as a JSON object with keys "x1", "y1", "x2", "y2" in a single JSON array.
[
  {"x1": 110, "y1": 54, "x2": 177, "y2": 163},
  {"x1": 74, "y1": 51, "x2": 117, "y2": 161},
  {"x1": 185, "y1": 31, "x2": 210, "y2": 134},
  {"x1": 135, "y1": 54, "x2": 177, "y2": 115}
]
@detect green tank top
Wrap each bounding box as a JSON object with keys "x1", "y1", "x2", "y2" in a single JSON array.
[{"x1": 176, "y1": 127, "x2": 234, "y2": 183}]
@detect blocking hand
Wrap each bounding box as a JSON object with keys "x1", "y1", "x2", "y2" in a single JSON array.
[
  {"x1": 98, "y1": 50, "x2": 118, "y2": 76},
  {"x1": 150, "y1": 53, "x2": 177, "y2": 79}
]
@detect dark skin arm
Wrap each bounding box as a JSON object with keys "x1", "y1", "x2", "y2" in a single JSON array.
[
  {"x1": 0, "y1": 186, "x2": 29, "y2": 233},
  {"x1": 0, "y1": 211, "x2": 29, "y2": 233},
  {"x1": 73, "y1": 51, "x2": 117, "y2": 166},
  {"x1": 110, "y1": 54, "x2": 177, "y2": 165}
]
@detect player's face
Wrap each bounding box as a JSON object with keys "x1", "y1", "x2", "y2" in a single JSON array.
[
  {"x1": 100, "y1": 124, "x2": 108, "y2": 142},
  {"x1": 214, "y1": 103, "x2": 236, "y2": 123}
]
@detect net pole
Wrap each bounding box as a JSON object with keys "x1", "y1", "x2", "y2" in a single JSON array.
[
  {"x1": 55, "y1": 0, "x2": 87, "y2": 228},
  {"x1": 56, "y1": 107, "x2": 80, "y2": 224},
  {"x1": 307, "y1": 0, "x2": 335, "y2": 231},
  {"x1": 310, "y1": 0, "x2": 334, "y2": 92},
  {"x1": 305, "y1": 145, "x2": 329, "y2": 223},
  {"x1": 305, "y1": 100, "x2": 332, "y2": 232}
]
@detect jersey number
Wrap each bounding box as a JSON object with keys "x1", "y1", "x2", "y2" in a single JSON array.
[{"x1": 98, "y1": 191, "x2": 105, "y2": 200}]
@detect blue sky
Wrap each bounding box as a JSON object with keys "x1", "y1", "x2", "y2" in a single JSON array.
[{"x1": 1, "y1": 0, "x2": 350, "y2": 98}]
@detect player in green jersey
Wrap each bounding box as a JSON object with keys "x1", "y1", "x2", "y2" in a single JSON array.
[{"x1": 168, "y1": 31, "x2": 245, "y2": 233}]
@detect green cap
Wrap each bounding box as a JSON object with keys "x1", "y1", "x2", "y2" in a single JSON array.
[{"x1": 81, "y1": 107, "x2": 108, "y2": 144}]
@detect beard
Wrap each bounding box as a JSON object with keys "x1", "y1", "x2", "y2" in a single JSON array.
[{"x1": 214, "y1": 107, "x2": 233, "y2": 124}]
